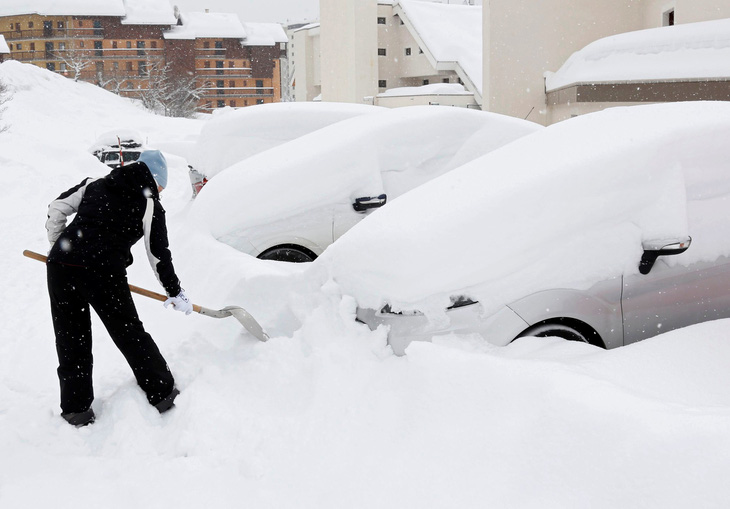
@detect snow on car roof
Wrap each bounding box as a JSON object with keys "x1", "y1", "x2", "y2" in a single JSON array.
[
  {"x1": 398, "y1": 0, "x2": 482, "y2": 93},
  {"x1": 546, "y1": 18, "x2": 730, "y2": 91},
  {"x1": 191, "y1": 102, "x2": 386, "y2": 178},
  {"x1": 318, "y1": 102, "x2": 730, "y2": 318},
  {"x1": 191, "y1": 106, "x2": 540, "y2": 244}
]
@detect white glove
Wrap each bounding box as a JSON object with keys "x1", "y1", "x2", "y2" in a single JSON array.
[{"x1": 164, "y1": 291, "x2": 194, "y2": 315}]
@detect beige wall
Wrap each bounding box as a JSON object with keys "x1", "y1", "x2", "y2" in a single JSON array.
[
  {"x1": 293, "y1": 25, "x2": 321, "y2": 101},
  {"x1": 320, "y1": 0, "x2": 378, "y2": 103},
  {"x1": 483, "y1": 0, "x2": 643, "y2": 125}
]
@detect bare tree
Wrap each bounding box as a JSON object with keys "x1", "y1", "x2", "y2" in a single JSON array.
[
  {"x1": 137, "y1": 59, "x2": 205, "y2": 118},
  {"x1": 55, "y1": 49, "x2": 94, "y2": 82}
]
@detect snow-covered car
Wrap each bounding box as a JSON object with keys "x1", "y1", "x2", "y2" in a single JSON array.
[
  {"x1": 190, "y1": 101, "x2": 384, "y2": 180},
  {"x1": 89, "y1": 129, "x2": 146, "y2": 168},
  {"x1": 317, "y1": 102, "x2": 730, "y2": 354},
  {"x1": 190, "y1": 105, "x2": 542, "y2": 262}
]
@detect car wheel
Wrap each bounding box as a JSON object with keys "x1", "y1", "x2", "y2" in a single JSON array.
[
  {"x1": 517, "y1": 322, "x2": 597, "y2": 345},
  {"x1": 258, "y1": 245, "x2": 316, "y2": 263}
]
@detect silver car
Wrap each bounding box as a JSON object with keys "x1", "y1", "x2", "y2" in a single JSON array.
[{"x1": 320, "y1": 102, "x2": 730, "y2": 354}]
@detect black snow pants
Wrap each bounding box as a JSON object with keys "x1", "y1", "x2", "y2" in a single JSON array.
[{"x1": 47, "y1": 262, "x2": 175, "y2": 414}]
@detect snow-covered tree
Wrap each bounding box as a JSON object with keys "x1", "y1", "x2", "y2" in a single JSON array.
[
  {"x1": 0, "y1": 77, "x2": 10, "y2": 133},
  {"x1": 56, "y1": 49, "x2": 93, "y2": 82},
  {"x1": 137, "y1": 59, "x2": 205, "y2": 118}
]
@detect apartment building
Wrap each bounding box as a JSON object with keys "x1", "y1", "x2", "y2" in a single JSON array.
[
  {"x1": 0, "y1": 2, "x2": 287, "y2": 112},
  {"x1": 297, "y1": 0, "x2": 481, "y2": 108}
]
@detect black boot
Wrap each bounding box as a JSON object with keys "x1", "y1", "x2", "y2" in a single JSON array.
[
  {"x1": 62, "y1": 409, "x2": 95, "y2": 427},
  {"x1": 154, "y1": 387, "x2": 180, "y2": 414}
]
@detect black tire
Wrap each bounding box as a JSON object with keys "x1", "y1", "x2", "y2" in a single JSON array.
[
  {"x1": 518, "y1": 323, "x2": 590, "y2": 344},
  {"x1": 258, "y1": 245, "x2": 316, "y2": 263}
]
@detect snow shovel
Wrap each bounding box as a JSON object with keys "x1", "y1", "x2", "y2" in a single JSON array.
[{"x1": 23, "y1": 249, "x2": 269, "y2": 342}]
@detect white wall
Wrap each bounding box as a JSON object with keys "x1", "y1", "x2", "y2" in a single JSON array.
[
  {"x1": 293, "y1": 26, "x2": 321, "y2": 102},
  {"x1": 320, "y1": 0, "x2": 378, "y2": 103}
]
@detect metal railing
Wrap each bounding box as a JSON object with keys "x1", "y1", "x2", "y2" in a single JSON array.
[{"x1": 0, "y1": 28, "x2": 103, "y2": 41}]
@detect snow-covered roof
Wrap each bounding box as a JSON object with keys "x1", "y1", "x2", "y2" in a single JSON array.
[
  {"x1": 379, "y1": 83, "x2": 472, "y2": 97},
  {"x1": 397, "y1": 0, "x2": 482, "y2": 95},
  {"x1": 242, "y1": 22, "x2": 288, "y2": 46},
  {"x1": 0, "y1": 35, "x2": 9, "y2": 55},
  {"x1": 0, "y1": 0, "x2": 174, "y2": 23},
  {"x1": 164, "y1": 11, "x2": 246, "y2": 40},
  {"x1": 546, "y1": 18, "x2": 730, "y2": 91},
  {"x1": 121, "y1": 0, "x2": 176, "y2": 26},
  {"x1": 0, "y1": 0, "x2": 125, "y2": 16}
]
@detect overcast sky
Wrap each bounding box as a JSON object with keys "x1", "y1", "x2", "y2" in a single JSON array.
[{"x1": 171, "y1": 0, "x2": 320, "y2": 25}]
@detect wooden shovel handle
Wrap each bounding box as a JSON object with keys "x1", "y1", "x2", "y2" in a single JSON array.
[{"x1": 23, "y1": 250, "x2": 202, "y2": 313}]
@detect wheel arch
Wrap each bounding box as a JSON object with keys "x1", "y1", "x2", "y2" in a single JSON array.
[{"x1": 507, "y1": 281, "x2": 624, "y2": 349}]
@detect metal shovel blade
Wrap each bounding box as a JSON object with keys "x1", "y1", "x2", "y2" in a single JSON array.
[{"x1": 198, "y1": 305, "x2": 270, "y2": 342}]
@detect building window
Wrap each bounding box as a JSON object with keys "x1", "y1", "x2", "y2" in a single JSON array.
[
  {"x1": 663, "y1": 8, "x2": 675, "y2": 26},
  {"x1": 59, "y1": 42, "x2": 66, "y2": 50},
  {"x1": 378, "y1": 48, "x2": 386, "y2": 56},
  {"x1": 126, "y1": 41, "x2": 132, "y2": 49},
  {"x1": 28, "y1": 22, "x2": 34, "y2": 28},
  {"x1": 57, "y1": 21, "x2": 64, "y2": 29},
  {"x1": 216, "y1": 61, "x2": 224, "y2": 74},
  {"x1": 204, "y1": 42, "x2": 210, "y2": 49},
  {"x1": 229, "y1": 100, "x2": 236, "y2": 107},
  {"x1": 30, "y1": 43, "x2": 35, "y2": 51},
  {"x1": 113, "y1": 62, "x2": 119, "y2": 70},
  {"x1": 46, "y1": 62, "x2": 56, "y2": 71},
  {"x1": 15, "y1": 44, "x2": 21, "y2": 50},
  {"x1": 78, "y1": 21, "x2": 84, "y2": 27},
  {"x1": 138, "y1": 61, "x2": 147, "y2": 76},
  {"x1": 217, "y1": 100, "x2": 225, "y2": 108},
  {"x1": 378, "y1": 80, "x2": 387, "y2": 88},
  {"x1": 229, "y1": 61, "x2": 234, "y2": 68},
  {"x1": 112, "y1": 41, "x2": 118, "y2": 49},
  {"x1": 229, "y1": 80, "x2": 235, "y2": 87},
  {"x1": 442, "y1": 78, "x2": 449, "y2": 83},
  {"x1": 93, "y1": 20, "x2": 102, "y2": 36},
  {"x1": 79, "y1": 41, "x2": 85, "y2": 48},
  {"x1": 377, "y1": 17, "x2": 386, "y2": 24},
  {"x1": 423, "y1": 79, "x2": 429, "y2": 85},
  {"x1": 244, "y1": 100, "x2": 248, "y2": 106},
  {"x1": 405, "y1": 48, "x2": 411, "y2": 56},
  {"x1": 60, "y1": 63, "x2": 67, "y2": 72},
  {"x1": 137, "y1": 41, "x2": 145, "y2": 56},
  {"x1": 151, "y1": 41, "x2": 157, "y2": 49},
  {"x1": 126, "y1": 61, "x2": 133, "y2": 71},
  {"x1": 94, "y1": 41, "x2": 103, "y2": 56},
  {"x1": 256, "y1": 79, "x2": 264, "y2": 94},
  {"x1": 257, "y1": 99, "x2": 264, "y2": 105},
  {"x1": 126, "y1": 82, "x2": 134, "y2": 89}
]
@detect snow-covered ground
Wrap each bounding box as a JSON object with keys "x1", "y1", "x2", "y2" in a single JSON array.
[{"x1": 2, "y1": 60, "x2": 730, "y2": 508}]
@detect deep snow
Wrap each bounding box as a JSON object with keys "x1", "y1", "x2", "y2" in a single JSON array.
[{"x1": 2, "y1": 60, "x2": 730, "y2": 508}]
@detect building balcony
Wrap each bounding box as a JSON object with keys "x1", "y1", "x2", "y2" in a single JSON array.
[{"x1": 0, "y1": 28, "x2": 104, "y2": 41}]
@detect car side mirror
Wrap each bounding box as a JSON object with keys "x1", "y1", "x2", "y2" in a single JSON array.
[
  {"x1": 353, "y1": 194, "x2": 387, "y2": 212},
  {"x1": 639, "y1": 236, "x2": 691, "y2": 275}
]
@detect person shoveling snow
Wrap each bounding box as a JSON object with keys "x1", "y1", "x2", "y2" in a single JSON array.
[{"x1": 44, "y1": 150, "x2": 192, "y2": 427}]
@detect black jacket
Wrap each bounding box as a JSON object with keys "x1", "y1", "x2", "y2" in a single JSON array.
[{"x1": 47, "y1": 162, "x2": 182, "y2": 296}]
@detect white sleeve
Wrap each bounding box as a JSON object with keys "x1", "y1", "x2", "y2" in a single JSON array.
[{"x1": 46, "y1": 178, "x2": 95, "y2": 245}]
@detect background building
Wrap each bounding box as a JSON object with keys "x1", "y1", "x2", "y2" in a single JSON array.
[{"x1": 0, "y1": 1, "x2": 287, "y2": 113}]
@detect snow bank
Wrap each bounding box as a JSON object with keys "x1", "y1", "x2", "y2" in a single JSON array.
[
  {"x1": 546, "y1": 18, "x2": 730, "y2": 91},
  {"x1": 191, "y1": 102, "x2": 383, "y2": 178},
  {"x1": 3, "y1": 61, "x2": 730, "y2": 509},
  {"x1": 320, "y1": 102, "x2": 730, "y2": 316}
]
